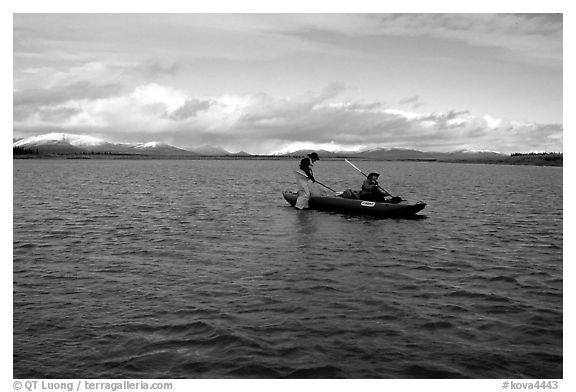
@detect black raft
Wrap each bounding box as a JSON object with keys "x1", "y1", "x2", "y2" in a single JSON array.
[{"x1": 283, "y1": 191, "x2": 426, "y2": 218}]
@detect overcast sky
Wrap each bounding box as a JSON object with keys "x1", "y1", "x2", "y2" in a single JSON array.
[{"x1": 13, "y1": 13, "x2": 563, "y2": 154}]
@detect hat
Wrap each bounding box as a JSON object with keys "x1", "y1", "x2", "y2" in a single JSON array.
[
  {"x1": 307, "y1": 152, "x2": 320, "y2": 160},
  {"x1": 368, "y1": 172, "x2": 380, "y2": 178}
]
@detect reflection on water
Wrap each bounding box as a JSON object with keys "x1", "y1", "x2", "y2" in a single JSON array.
[{"x1": 295, "y1": 210, "x2": 318, "y2": 236}]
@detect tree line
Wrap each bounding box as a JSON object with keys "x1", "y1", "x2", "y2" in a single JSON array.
[
  {"x1": 13, "y1": 146, "x2": 39, "y2": 155},
  {"x1": 13, "y1": 147, "x2": 135, "y2": 156},
  {"x1": 510, "y1": 152, "x2": 562, "y2": 157}
]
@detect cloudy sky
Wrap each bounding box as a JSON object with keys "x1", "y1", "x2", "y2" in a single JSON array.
[{"x1": 13, "y1": 13, "x2": 563, "y2": 154}]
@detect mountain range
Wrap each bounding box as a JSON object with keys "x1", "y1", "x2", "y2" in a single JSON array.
[
  {"x1": 278, "y1": 148, "x2": 507, "y2": 161},
  {"x1": 14, "y1": 133, "x2": 209, "y2": 156},
  {"x1": 13, "y1": 132, "x2": 509, "y2": 160}
]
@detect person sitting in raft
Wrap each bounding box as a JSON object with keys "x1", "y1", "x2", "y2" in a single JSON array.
[
  {"x1": 294, "y1": 152, "x2": 319, "y2": 209},
  {"x1": 358, "y1": 172, "x2": 391, "y2": 202}
]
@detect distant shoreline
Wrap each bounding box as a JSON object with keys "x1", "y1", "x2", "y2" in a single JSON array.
[{"x1": 13, "y1": 154, "x2": 563, "y2": 167}]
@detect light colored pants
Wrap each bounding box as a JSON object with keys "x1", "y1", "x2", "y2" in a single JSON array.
[{"x1": 295, "y1": 171, "x2": 311, "y2": 209}]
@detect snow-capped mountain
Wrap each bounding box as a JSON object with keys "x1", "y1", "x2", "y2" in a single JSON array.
[
  {"x1": 13, "y1": 132, "x2": 108, "y2": 148},
  {"x1": 132, "y1": 141, "x2": 196, "y2": 155},
  {"x1": 14, "y1": 132, "x2": 510, "y2": 160},
  {"x1": 13, "y1": 133, "x2": 198, "y2": 156},
  {"x1": 133, "y1": 141, "x2": 167, "y2": 149},
  {"x1": 188, "y1": 145, "x2": 231, "y2": 156},
  {"x1": 280, "y1": 147, "x2": 507, "y2": 160},
  {"x1": 359, "y1": 148, "x2": 432, "y2": 160},
  {"x1": 452, "y1": 149, "x2": 504, "y2": 156}
]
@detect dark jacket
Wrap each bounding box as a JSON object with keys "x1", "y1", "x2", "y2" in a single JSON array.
[
  {"x1": 361, "y1": 178, "x2": 379, "y2": 194},
  {"x1": 359, "y1": 178, "x2": 387, "y2": 201},
  {"x1": 299, "y1": 157, "x2": 315, "y2": 182}
]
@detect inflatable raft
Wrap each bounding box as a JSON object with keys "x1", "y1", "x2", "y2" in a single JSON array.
[{"x1": 283, "y1": 191, "x2": 426, "y2": 218}]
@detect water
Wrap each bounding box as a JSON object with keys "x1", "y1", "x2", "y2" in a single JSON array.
[{"x1": 13, "y1": 159, "x2": 562, "y2": 378}]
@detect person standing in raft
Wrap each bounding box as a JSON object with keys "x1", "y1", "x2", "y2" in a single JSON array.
[
  {"x1": 294, "y1": 152, "x2": 320, "y2": 209},
  {"x1": 358, "y1": 172, "x2": 391, "y2": 202}
]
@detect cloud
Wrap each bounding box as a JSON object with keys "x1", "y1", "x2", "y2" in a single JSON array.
[
  {"x1": 36, "y1": 107, "x2": 83, "y2": 123},
  {"x1": 142, "y1": 60, "x2": 182, "y2": 77},
  {"x1": 369, "y1": 14, "x2": 562, "y2": 62},
  {"x1": 270, "y1": 14, "x2": 562, "y2": 67},
  {"x1": 13, "y1": 80, "x2": 123, "y2": 123},
  {"x1": 16, "y1": 85, "x2": 562, "y2": 153},
  {"x1": 235, "y1": 83, "x2": 348, "y2": 124},
  {"x1": 419, "y1": 110, "x2": 471, "y2": 127},
  {"x1": 14, "y1": 81, "x2": 122, "y2": 108},
  {"x1": 15, "y1": 14, "x2": 561, "y2": 70},
  {"x1": 13, "y1": 14, "x2": 562, "y2": 128},
  {"x1": 166, "y1": 99, "x2": 213, "y2": 121},
  {"x1": 13, "y1": 14, "x2": 342, "y2": 67},
  {"x1": 13, "y1": 82, "x2": 562, "y2": 155},
  {"x1": 399, "y1": 95, "x2": 424, "y2": 109}
]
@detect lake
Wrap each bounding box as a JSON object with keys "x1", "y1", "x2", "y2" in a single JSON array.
[{"x1": 13, "y1": 159, "x2": 563, "y2": 378}]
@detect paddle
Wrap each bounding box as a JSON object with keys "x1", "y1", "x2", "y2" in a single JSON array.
[
  {"x1": 344, "y1": 159, "x2": 403, "y2": 203},
  {"x1": 295, "y1": 170, "x2": 338, "y2": 193}
]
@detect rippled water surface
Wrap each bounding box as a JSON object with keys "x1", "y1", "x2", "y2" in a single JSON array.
[{"x1": 13, "y1": 159, "x2": 562, "y2": 378}]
